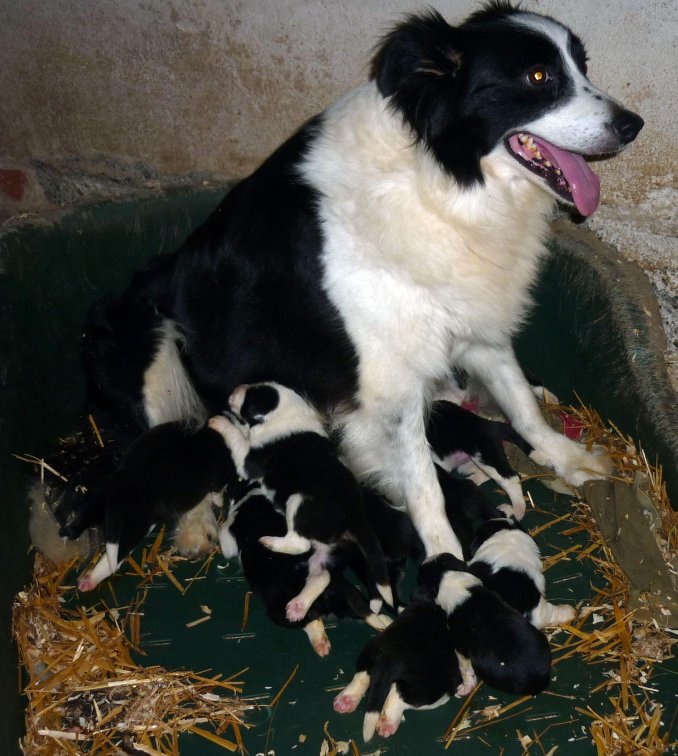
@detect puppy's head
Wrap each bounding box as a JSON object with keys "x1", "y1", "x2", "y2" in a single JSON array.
[
  {"x1": 228, "y1": 382, "x2": 325, "y2": 443},
  {"x1": 470, "y1": 516, "x2": 522, "y2": 552},
  {"x1": 371, "y1": 2, "x2": 643, "y2": 216},
  {"x1": 415, "y1": 552, "x2": 477, "y2": 608}
]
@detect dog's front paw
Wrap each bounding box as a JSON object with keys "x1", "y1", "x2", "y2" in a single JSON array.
[{"x1": 532, "y1": 436, "x2": 613, "y2": 487}]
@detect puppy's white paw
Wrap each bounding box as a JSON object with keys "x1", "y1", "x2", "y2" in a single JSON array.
[
  {"x1": 286, "y1": 598, "x2": 308, "y2": 622},
  {"x1": 77, "y1": 572, "x2": 98, "y2": 592},
  {"x1": 334, "y1": 693, "x2": 359, "y2": 713}
]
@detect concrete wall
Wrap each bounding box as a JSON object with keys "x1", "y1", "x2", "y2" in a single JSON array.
[{"x1": 1, "y1": 0, "x2": 675, "y2": 206}]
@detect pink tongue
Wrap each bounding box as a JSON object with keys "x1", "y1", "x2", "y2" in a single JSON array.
[{"x1": 533, "y1": 137, "x2": 601, "y2": 216}]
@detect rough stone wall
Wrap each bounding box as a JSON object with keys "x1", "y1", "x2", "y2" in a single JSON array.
[
  {"x1": 1, "y1": 0, "x2": 676, "y2": 383},
  {"x1": 1, "y1": 0, "x2": 674, "y2": 200}
]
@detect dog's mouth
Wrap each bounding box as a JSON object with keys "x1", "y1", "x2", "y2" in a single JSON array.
[{"x1": 505, "y1": 132, "x2": 601, "y2": 216}]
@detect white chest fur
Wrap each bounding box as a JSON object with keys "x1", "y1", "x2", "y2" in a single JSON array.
[{"x1": 301, "y1": 84, "x2": 554, "y2": 395}]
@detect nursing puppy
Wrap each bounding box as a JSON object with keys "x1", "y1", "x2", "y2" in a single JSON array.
[
  {"x1": 219, "y1": 483, "x2": 389, "y2": 655},
  {"x1": 209, "y1": 382, "x2": 394, "y2": 617},
  {"x1": 333, "y1": 601, "x2": 461, "y2": 741},
  {"x1": 353, "y1": 467, "x2": 506, "y2": 607},
  {"x1": 469, "y1": 517, "x2": 576, "y2": 628},
  {"x1": 417, "y1": 554, "x2": 551, "y2": 696},
  {"x1": 82, "y1": 5, "x2": 640, "y2": 561},
  {"x1": 427, "y1": 400, "x2": 532, "y2": 518},
  {"x1": 77, "y1": 422, "x2": 235, "y2": 591}
]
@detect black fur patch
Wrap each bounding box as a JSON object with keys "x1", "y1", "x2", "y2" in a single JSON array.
[
  {"x1": 239, "y1": 384, "x2": 280, "y2": 425},
  {"x1": 371, "y1": 6, "x2": 577, "y2": 186}
]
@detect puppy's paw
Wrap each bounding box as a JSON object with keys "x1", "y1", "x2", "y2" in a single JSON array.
[
  {"x1": 455, "y1": 677, "x2": 477, "y2": 697},
  {"x1": 77, "y1": 572, "x2": 97, "y2": 592},
  {"x1": 365, "y1": 613, "x2": 393, "y2": 631},
  {"x1": 376, "y1": 715, "x2": 400, "y2": 738},
  {"x1": 312, "y1": 636, "x2": 331, "y2": 657},
  {"x1": 173, "y1": 499, "x2": 219, "y2": 557},
  {"x1": 334, "y1": 693, "x2": 359, "y2": 714},
  {"x1": 286, "y1": 598, "x2": 308, "y2": 623}
]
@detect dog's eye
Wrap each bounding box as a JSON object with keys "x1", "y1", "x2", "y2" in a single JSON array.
[{"x1": 526, "y1": 66, "x2": 552, "y2": 86}]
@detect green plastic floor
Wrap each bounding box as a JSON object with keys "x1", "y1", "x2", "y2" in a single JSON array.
[{"x1": 1, "y1": 190, "x2": 676, "y2": 754}]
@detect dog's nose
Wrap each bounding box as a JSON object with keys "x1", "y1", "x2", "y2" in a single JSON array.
[{"x1": 611, "y1": 109, "x2": 644, "y2": 144}]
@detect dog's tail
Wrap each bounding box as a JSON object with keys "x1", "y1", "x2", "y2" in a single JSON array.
[{"x1": 83, "y1": 293, "x2": 207, "y2": 430}]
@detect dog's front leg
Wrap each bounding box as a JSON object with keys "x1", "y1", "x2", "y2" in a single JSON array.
[
  {"x1": 340, "y1": 400, "x2": 463, "y2": 559},
  {"x1": 460, "y1": 344, "x2": 612, "y2": 486}
]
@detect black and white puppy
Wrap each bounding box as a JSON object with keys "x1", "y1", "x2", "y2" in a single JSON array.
[
  {"x1": 417, "y1": 553, "x2": 551, "y2": 696},
  {"x1": 427, "y1": 400, "x2": 533, "y2": 518},
  {"x1": 77, "y1": 422, "x2": 235, "y2": 591},
  {"x1": 333, "y1": 601, "x2": 461, "y2": 741},
  {"x1": 219, "y1": 483, "x2": 390, "y2": 655},
  {"x1": 468, "y1": 517, "x2": 576, "y2": 628},
  {"x1": 209, "y1": 382, "x2": 394, "y2": 619}
]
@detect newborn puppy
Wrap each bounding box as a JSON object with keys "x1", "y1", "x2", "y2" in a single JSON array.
[
  {"x1": 77, "y1": 422, "x2": 235, "y2": 591},
  {"x1": 437, "y1": 466, "x2": 506, "y2": 560},
  {"x1": 333, "y1": 601, "x2": 461, "y2": 741},
  {"x1": 417, "y1": 554, "x2": 551, "y2": 697},
  {"x1": 209, "y1": 382, "x2": 393, "y2": 618},
  {"x1": 427, "y1": 400, "x2": 533, "y2": 518},
  {"x1": 468, "y1": 518, "x2": 576, "y2": 628},
  {"x1": 219, "y1": 483, "x2": 390, "y2": 655}
]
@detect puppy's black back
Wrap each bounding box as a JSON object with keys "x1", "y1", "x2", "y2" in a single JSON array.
[
  {"x1": 105, "y1": 423, "x2": 235, "y2": 558},
  {"x1": 361, "y1": 602, "x2": 460, "y2": 712},
  {"x1": 450, "y1": 586, "x2": 550, "y2": 695}
]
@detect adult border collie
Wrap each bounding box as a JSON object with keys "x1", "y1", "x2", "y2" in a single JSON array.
[{"x1": 83, "y1": 3, "x2": 643, "y2": 558}]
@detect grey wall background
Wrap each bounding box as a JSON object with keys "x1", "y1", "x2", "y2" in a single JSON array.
[
  {"x1": 1, "y1": 0, "x2": 675, "y2": 203},
  {"x1": 1, "y1": 0, "x2": 676, "y2": 383}
]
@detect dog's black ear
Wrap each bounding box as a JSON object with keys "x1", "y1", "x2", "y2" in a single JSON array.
[
  {"x1": 371, "y1": 11, "x2": 465, "y2": 135},
  {"x1": 371, "y1": 11, "x2": 464, "y2": 96}
]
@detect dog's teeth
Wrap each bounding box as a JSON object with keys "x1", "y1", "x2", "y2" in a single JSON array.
[
  {"x1": 518, "y1": 134, "x2": 528, "y2": 144},
  {"x1": 544, "y1": 160, "x2": 552, "y2": 167},
  {"x1": 534, "y1": 150, "x2": 542, "y2": 160},
  {"x1": 555, "y1": 169, "x2": 562, "y2": 175}
]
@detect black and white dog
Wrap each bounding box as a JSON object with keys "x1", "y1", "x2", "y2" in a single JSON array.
[
  {"x1": 219, "y1": 483, "x2": 390, "y2": 656},
  {"x1": 209, "y1": 382, "x2": 394, "y2": 618},
  {"x1": 333, "y1": 601, "x2": 461, "y2": 741},
  {"x1": 81, "y1": 4, "x2": 641, "y2": 559},
  {"x1": 417, "y1": 554, "x2": 552, "y2": 696},
  {"x1": 468, "y1": 517, "x2": 576, "y2": 628}
]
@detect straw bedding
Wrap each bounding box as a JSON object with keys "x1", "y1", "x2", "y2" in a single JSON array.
[{"x1": 14, "y1": 402, "x2": 678, "y2": 754}]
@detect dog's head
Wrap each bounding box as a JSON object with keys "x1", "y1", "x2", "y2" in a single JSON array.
[
  {"x1": 371, "y1": 2, "x2": 643, "y2": 216},
  {"x1": 228, "y1": 381, "x2": 325, "y2": 443}
]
